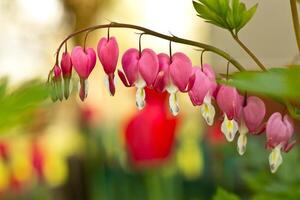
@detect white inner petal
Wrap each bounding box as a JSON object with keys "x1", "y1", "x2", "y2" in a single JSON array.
[
  {"x1": 221, "y1": 114, "x2": 239, "y2": 142},
  {"x1": 166, "y1": 84, "x2": 178, "y2": 94},
  {"x1": 169, "y1": 92, "x2": 179, "y2": 116},
  {"x1": 237, "y1": 133, "x2": 247, "y2": 156},
  {"x1": 269, "y1": 145, "x2": 283, "y2": 173},
  {"x1": 134, "y1": 78, "x2": 146, "y2": 110},
  {"x1": 103, "y1": 75, "x2": 116, "y2": 96},
  {"x1": 135, "y1": 87, "x2": 145, "y2": 110},
  {"x1": 200, "y1": 94, "x2": 215, "y2": 126},
  {"x1": 237, "y1": 120, "x2": 249, "y2": 156}
]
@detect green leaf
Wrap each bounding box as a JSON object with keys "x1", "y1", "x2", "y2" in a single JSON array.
[
  {"x1": 193, "y1": 0, "x2": 258, "y2": 33},
  {"x1": 0, "y1": 78, "x2": 8, "y2": 99},
  {"x1": 237, "y1": 3, "x2": 258, "y2": 32},
  {"x1": 0, "y1": 80, "x2": 49, "y2": 132},
  {"x1": 193, "y1": 1, "x2": 228, "y2": 29},
  {"x1": 213, "y1": 187, "x2": 240, "y2": 200},
  {"x1": 221, "y1": 67, "x2": 300, "y2": 100}
]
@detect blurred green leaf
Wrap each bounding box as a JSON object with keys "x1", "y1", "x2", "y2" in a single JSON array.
[
  {"x1": 0, "y1": 78, "x2": 8, "y2": 99},
  {"x1": 213, "y1": 187, "x2": 240, "y2": 200},
  {"x1": 0, "y1": 80, "x2": 49, "y2": 132},
  {"x1": 221, "y1": 67, "x2": 300, "y2": 100},
  {"x1": 193, "y1": 0, "x2": 258, "y2": 33}
]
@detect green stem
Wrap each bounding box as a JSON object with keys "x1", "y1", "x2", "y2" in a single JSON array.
[
  {"x1": 54, "y1": 22, "x2": 246, "y2": 72},
  {"x1": 232, "y1": 33, "x2": 267, "y2": 71},
  {"x1": 290, "y1": 0, "x2": 300, "y2": 53}
]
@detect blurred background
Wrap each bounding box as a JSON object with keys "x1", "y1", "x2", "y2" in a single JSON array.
[{"x1": 0, "y1": 0, "x2": 299, "y2": 199}]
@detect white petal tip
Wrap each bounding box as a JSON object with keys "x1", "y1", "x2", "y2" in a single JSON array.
[
  {"x1": 269, "y1": 146, "x2": 283, "y2": 174},
  {"x1": 221, "y1": 116, "x2": 238, "y2": 143},
  {"x1": 237, "y1": 133, "x2": 247, "y2": 156},
  {"x1": 169, "y1": 92, "x2": 179, "y2": 116},
  {"x1": 136, "y1": 101, "x2": 145, "y2": 110},
  {"x1": 135, "y1": 87, "x2": 145, "y2": 110},
  {"x1": 238, "y1": 146, "x2": 246, "y2": 156}
]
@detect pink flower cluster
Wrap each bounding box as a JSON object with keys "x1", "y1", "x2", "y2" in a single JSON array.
[{"x1": 50, "y1": 36, "x2": 296, "y2": 173}]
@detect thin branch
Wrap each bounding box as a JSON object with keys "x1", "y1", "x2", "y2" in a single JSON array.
[
  {"x1": 231, "y1": 33, "x2": 267, "y2": 71},
  {"x1": 290, "y1": 0, "x2": 300, "y2": 53},
  {"x1": 54, "y1": 22, "x2": 246, "y2": 72}
]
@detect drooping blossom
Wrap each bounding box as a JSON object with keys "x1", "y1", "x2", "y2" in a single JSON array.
[
  {"x1": 60, "y1": 52, "x2": 73, "y2": 99},
  {"x1": 237, "y1": 96, "x2": 266, "y2": 155},
  {"x1": 118, "y1": 48, "x2": 159, "y2": 110},
  {"x1": 188, "y1": 64, "x2": 217, "y2": 125},
  {"x1": 124, "y1": 89, "x2": 178, "y2": 166},
  {"x1": 153, "y1": 53, "x2": 195, "y2": 116},
  {"x1": 216, "y1": 85, "x2": 243, "y2": 142},
  {"x1": 97, "y1": 36, "x2": 119, "y2": 96},
  {"x1": 51, "y1": 65, "x2": 63, "y2": 101},
  {"x1": 266, "y1": 112, "x2": 295, "y2": 173},
  {"x1": 71, "y1": 46, "x2": 96, "y2": 101}
]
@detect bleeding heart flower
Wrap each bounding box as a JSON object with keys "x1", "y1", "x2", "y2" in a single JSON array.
[
  {"x1": 217, "y1": 85, "x2": 243, "y2": 142},
  {"x1": 50, "y1": 65, "x2": 63, "y2": 102},
  {"x1": 71, "y1": 46, "x2": 96, "y2": 101},
  {"x1": 118, "y1": 48, "x2": 159, "y2": 110},
  {"x1": 188, "y1": 64, "x2": 217, "y2": 125},
  {"x1": 266, "y1": 112, "x2": 295, "y2": 173},
  {"x1": 237, "y1": 96, "x2": 266, "y2": 155},
  {"x1": 153, "y1": 53, "x2": 195, "y2": 116},
  {"x1": 60, "y1": 52, "x2": 73, "y2": 99},
  {"x1": 97, "y1": 36, "x2": 119, "y2": 96}
]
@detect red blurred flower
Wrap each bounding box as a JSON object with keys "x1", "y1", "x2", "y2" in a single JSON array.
[
  {"x1": 124, "y1": 89, "x2": 178, "y2": 167},
  {"x1": 0, "y1": 141, "x2": 9, "y2": 161},
  {"x1": 31, "y1": 141, "x2": 44, "y2": 179}
]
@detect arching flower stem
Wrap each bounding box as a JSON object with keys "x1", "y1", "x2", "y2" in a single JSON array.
[{"x1": 53, "y1": 22, "x2": 246, "y2": 74}]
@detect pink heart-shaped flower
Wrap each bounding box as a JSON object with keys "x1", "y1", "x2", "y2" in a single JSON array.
[
  {"x1": 120, "y1": 48, "x2": 139, "y2": 86},
  {"x1": 138, "y1": 48, "x2": 159, "y2": 87},
  {"x1": 169, "y1": 52, "x2": 193, "y2": 92},
  {"x1": 217, "y1": 85, "x2": 243, "y2": 120},
  {"x1": 97, "y1": 37, "x2": 119, "y2": 75},
  {"x1": 71, "y1": 46, "x2": 96, "y2": 79},
  {"x1": 60, "y1": 52, "x2": 72, "y2": 78},
  {"x1": 266, "y1": 113, "x2": 294, "y2": 150},
  {"x1": 243, "y1": 96, "x2": 265, "y2": 132},
  {"x1": 188, "y1": 65, "x2": 217, "y2": 106}
]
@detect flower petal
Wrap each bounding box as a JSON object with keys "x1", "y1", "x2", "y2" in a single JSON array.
[
  {"x1": 169, "y1": 52, "x2": 193, "y2": 92},
  {"x1": 97, "y1": 37, "x2": 119, "y2": 74},
  {"x1": 169, "y1": 92, "x2": 179, "y2": 116},
  {"x1": 85, "y1": 48, "x2": 96, "y2": 74},
  {"x1": 71, "y1": 46, "x2": 89, "y2": 79},
  {"x1": 121, "y1": 48, "x2": 139, "y2": 86},
  {"x1": 153, "y1": 71, "x2": 165, "y2": 93},
  {"x1": 189, "y1": 67, "x2": 217, "y2": 106},
  {"x1": 217, "y1": 85, "x2": 243, "y2": 120},
  {"x1": 104, "y1": 74, "x2": 116, "y2": 96},
  {"x1": 199, "y1": 94, "x2": 215, "y2": 126},
  {"x1": 269, "y1": 145, "x2": 283, "y2": 173},
  {"x1": 60, "y1": 52, "x2": 72, "y2": 77},
  {"x1": 118, "y1": 70, "x2": 131, "y2": 87},
  {"x1": 221, "y1": 114, "x2": 239, "y2": 142},
  {"x1": 136, "y1": 87, "x2": 146, "y2": 110},
  {"x1": 243, "y1": 96, "x2": 266, "y2": 132},
  {"x1": 79, "y1": 79, "x2": 88, "y2": 101},
  {"x1": 237, "y1": 132, "x2": 247, "y2": 155},
  {"x1": 138, "y1": 49, "x2": 159, "y2": 86}
]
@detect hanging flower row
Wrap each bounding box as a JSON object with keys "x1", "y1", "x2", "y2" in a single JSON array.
[{"x1": 48, "y1": 23, "x2": 296, "y2": 174}]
